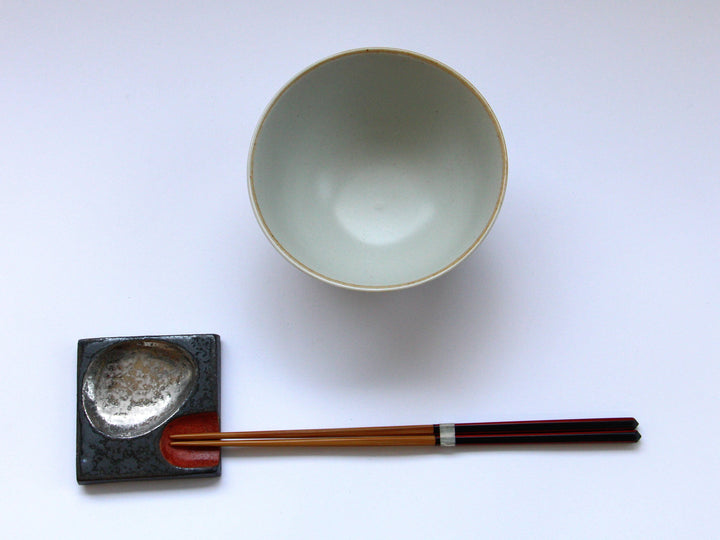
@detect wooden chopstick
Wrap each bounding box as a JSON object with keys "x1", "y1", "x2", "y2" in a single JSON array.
[
  {"x1": 171, "y1": 435, "x2": 437, "y2": 447},
  {"x1": 169, "y1": 418, "x2": 640, "y2": 447},
  {"x1": 170, "y1": 431, "x2": 640, "y2": 448},
  {"x1": 170, "y1": 424, "x2": 433, "y2": 440}
]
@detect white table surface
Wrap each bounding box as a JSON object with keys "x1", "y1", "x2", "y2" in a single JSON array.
[{"x1": 2, "y1": 2, "x2": 718, "y2": 538}]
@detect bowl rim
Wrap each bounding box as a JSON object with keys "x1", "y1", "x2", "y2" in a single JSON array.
[{"x1": 247, "y1": 47, "x2": 508, "y2": 291}]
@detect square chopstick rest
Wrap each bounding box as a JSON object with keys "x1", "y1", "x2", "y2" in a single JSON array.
[{"x1": 76, "y1": 334, "x2": 220, "y2": 484}]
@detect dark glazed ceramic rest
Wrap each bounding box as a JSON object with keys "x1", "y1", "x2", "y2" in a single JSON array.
[{"x1": 76, "y1": 334, "x2": 221, "y2": 484}]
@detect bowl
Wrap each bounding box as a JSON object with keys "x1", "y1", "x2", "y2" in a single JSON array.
[{"x1": 248, "y1": 48, "x2": 507, "y2": 291}]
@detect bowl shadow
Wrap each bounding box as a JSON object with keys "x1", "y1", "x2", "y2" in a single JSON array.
[{"x1": 243, "y1": 242, "x2": 511, "y2": 393}]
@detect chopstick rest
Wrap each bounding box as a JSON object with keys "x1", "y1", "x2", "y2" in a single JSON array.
[{"x1": 76, "y1": 334, "x2": 221, "y2": 484}]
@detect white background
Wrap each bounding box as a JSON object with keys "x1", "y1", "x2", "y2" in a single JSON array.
[{"x1": 2, "y1": 1, "x2": 719, "y2": 538}]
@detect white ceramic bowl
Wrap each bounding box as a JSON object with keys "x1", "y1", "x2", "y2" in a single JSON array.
[{"x1": 248, "y1": 48, "x2": 507, "y2": 291}]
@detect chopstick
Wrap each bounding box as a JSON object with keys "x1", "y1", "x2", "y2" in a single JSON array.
[
  {"x1": 171, "y1": 424, "x2": 435, "y2": 440},
  {"x1": 169, "y1": 417, "x2": 640, "y2": 448},
  {"x1": 171, "y1": 435, "x2": 438, "y2": 447}
]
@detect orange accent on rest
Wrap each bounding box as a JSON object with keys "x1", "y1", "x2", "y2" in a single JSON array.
[{"x1": 160, "y1": 412, "x2": 220, "y2": 468}]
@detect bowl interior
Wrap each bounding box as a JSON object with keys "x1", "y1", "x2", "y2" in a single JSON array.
[{"x1": 250, "y1": 50, "x2": 506, "y2": 289}]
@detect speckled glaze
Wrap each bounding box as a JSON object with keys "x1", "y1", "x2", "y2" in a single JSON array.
[
  {"x1": 249, "y1": 48, "x2": 507, "y2": 291},
  {"x1": 76, "y1": 334, "x2": 220, "y2": 484}
]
